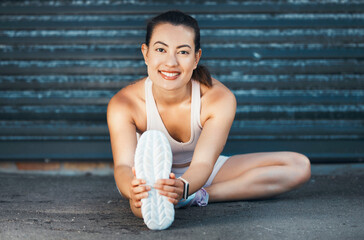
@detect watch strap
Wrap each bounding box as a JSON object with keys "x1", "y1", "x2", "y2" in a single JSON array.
[{"x1": 178, "y1": 177, "x2": 189, "y2": 199}]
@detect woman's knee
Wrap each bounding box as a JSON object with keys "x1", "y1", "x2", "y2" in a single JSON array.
[{"x1": 285, "y1": 152, "x2": 311, "y2": 185}]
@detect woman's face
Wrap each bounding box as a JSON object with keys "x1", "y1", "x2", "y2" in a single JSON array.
[{"x1": 142, "y1": 23, "x2": 201, "y2": 91}]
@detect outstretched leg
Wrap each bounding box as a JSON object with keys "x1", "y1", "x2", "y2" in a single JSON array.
[{"x1": 205, "y1": 151, "x2": 311, "y2": 202}]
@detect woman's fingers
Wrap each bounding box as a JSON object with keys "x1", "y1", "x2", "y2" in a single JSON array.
[
  {"x1": 155, "y1": 178, "x2": 184, "y2": 192},
  {"x1": 154, "y1": 184, "x2": 181, "y2": 193},
  {"x1": 130, "y1": 179, "x2": 150, "y2": 199},
  {"x1": 135, "y1": 191, "x2": 149, "y2": 200},
  {"x1": 168, "y1": 197, "x2": 179, "y2": 205},
  {"x1": 155, "y1": 178, "x2": 178, "y2": 186},
  {"x1": 157, "y1": 190, "x2": 179, "y2": 199},
  {"x1": 131, "y1": 178, "x2": 146, "y2": 187},
  {"x1": 130, "y1": 190, "x2": 148, "y2": 208},
  {"x1": 134, "y1": 201, "x2": 142, "y2": 208},
  {"x1": 154, "y1": 178, "x2": 184, "y2": 202},
  {"x1": 132, "y1": 185, "x2": 151, "y2": 194},
  {"x1": 131, "y1": 190, "x2": 149, "y2": 208},
  {"x1": 129, "y1": 175, "x2": 150, "y2": 209}
]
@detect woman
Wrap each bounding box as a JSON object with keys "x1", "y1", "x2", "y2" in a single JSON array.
[{"x1": 107, "y1": 10, "x2": 311, "y2": 219}]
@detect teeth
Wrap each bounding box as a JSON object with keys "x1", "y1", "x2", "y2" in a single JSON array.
[{"x1": 161, "y1": 71, "x2": 179, "y2": 77}]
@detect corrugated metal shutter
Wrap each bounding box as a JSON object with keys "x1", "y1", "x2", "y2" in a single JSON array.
[{"x1": 1, "y1": 0, "x2": 363, "y2": 163}]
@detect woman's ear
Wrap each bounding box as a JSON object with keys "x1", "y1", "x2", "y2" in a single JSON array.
[
  {"x1": 194, "y1": 49, "x2": 202, "y2": 69},
  {"x1": 141, "y1": 43, "x2": 149, "y2": 65}
]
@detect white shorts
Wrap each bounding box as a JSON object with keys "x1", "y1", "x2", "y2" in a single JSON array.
[{"x1": 172, "y1": 155, "x2": 230, "y2": 188}]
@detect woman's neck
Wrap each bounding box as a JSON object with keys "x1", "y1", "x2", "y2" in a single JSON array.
[{"x1": 151, "y1": 81, "x2": 192, "y2": 107}]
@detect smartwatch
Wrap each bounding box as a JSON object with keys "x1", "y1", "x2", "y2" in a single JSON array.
[{"x1": 178, "y1": 177, "x2": 189, "y2": 199}]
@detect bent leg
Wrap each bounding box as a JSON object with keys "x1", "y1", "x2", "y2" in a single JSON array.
[{"x1": 205, "y1": 152, "x2": 311, "y2": 202}]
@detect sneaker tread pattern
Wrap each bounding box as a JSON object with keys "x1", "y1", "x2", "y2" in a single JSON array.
[{"x1": 134, "y1": 130, "x2": 174, "y2": 230}]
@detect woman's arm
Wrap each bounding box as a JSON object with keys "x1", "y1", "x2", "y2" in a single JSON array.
[
  {"x1": 107, "y1": 91, "x2": 150, "y2": 210},
  {"x1": 183, "y1": 83, "x2": 237, "y2": 194}
]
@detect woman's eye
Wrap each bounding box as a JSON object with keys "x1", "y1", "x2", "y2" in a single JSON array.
[
  {"x1": 179, "y1": 50, "x2": 189, "y2": 55},
  {"x1": 156, "y1": 48, "x2": 165, "y2": 53}
]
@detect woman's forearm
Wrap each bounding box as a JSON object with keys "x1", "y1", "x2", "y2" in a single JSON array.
[
  {"x1": 181, "y1": 162, "x2": 214, "y2": 195},
  {"x1": 114, "y1": 164, "x2": 134, "y2": 199}
]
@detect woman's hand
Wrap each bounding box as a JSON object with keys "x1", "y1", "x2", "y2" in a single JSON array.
[
  {"x1": 129, "y1": 167, "x2": 151, "y2": 208},
  {"x1": 154, "y1": 173, "x2": 185, "y2": 205}
]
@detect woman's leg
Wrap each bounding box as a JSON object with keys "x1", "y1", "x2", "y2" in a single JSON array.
[{"x1": 205, "y1": 151, "x2": 311, "y2": 202}]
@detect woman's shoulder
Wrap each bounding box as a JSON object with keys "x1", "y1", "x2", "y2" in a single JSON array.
[
  {"x1": 109, "y1": 77, "x2": 145, "y2": 104},
  {"x1": 107, "y1": 77, "x2": 146, "y2": 117},
  {"x1": 200, "y1": 77, "x2": 236, "y2": 105},
  {"x1": 200, "y1": 77, "x2": 237, "y2": 124}
]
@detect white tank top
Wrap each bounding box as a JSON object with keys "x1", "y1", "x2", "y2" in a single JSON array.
[{"x1": 144, "y1": 77, "x2": 202, "y2": 165}]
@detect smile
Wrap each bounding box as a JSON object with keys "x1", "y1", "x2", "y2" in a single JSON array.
[{"x1": 159, "y1": 71, "x2": 181, "y2": 80}]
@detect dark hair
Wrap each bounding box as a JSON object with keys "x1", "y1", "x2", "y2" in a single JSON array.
[{"x1": 145, "y1": 10, "x2": 212, "y2": 87}]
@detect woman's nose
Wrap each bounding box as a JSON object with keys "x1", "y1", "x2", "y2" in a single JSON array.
[{"x1": 165, "y1": 53, "x2": 178, "y2": 66}]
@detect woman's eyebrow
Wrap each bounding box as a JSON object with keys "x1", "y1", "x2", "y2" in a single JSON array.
[
  {"x1": 153, "y1": 41, "x2": 191, "y2": 49},
  {"x1": 177, "y1": 44, "x2": 192, "y2": 49},
  {"x1": 153, "y1": 41, "x2": 168, "y2": 47}
]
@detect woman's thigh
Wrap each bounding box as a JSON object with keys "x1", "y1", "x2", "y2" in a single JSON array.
[{"x1": 211, "y1": 151, "x2": 310, "y2": 185}]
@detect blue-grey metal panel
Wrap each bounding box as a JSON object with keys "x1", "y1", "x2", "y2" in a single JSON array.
[{"x1": 0, "y1": 0, "x2": 363, "y2": 162}]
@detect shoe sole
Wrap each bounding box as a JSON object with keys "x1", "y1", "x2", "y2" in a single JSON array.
[{"x1": 134, "y1": 130, "x2": 174, "y2": 230}]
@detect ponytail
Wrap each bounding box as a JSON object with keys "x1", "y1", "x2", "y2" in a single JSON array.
[{"x1": 192, "y1": 64, "x2": 212, "y2": 87}]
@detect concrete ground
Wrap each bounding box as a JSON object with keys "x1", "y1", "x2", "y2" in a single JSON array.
[{"x1": 0, "y1": 164, "x2": 363, "y2": 240}]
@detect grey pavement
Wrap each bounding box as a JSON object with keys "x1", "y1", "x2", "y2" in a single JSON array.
[{"x1": 0, "y1": 164, "x2": 363, "y2": 240}]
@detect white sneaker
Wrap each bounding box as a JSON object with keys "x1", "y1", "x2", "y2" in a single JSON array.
[{"x1": 134, "y1": 130, "x2": 174, "y2": 230}]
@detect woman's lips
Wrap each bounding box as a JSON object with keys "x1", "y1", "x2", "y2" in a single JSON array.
[{"x1": 159, "y1": 71, "x2": 181, "y2": 80}]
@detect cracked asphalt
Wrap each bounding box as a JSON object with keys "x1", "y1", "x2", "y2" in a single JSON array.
[{"x1": 0, "y1": 164, "x2": 363, "y2": 240}]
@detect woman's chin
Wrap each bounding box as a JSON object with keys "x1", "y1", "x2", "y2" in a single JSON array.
[{"x1": 152, "y1": 77, "x2": 187, "y2": 90}]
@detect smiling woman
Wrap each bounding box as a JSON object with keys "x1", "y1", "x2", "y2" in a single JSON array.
[
  {"x1": 107, "y1": 10, "x2": 311, "y2": 230},
  {"x1": 150, "y1": 40, "x2": 193, "y2": 80},
  {"x1": 141, "y1": 23, "x2": 200, "y2": 91}
]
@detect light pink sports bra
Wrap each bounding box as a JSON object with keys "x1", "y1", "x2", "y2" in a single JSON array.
[{"x1": 144, "y1": 77, "x2": 202, "y2": 166}]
